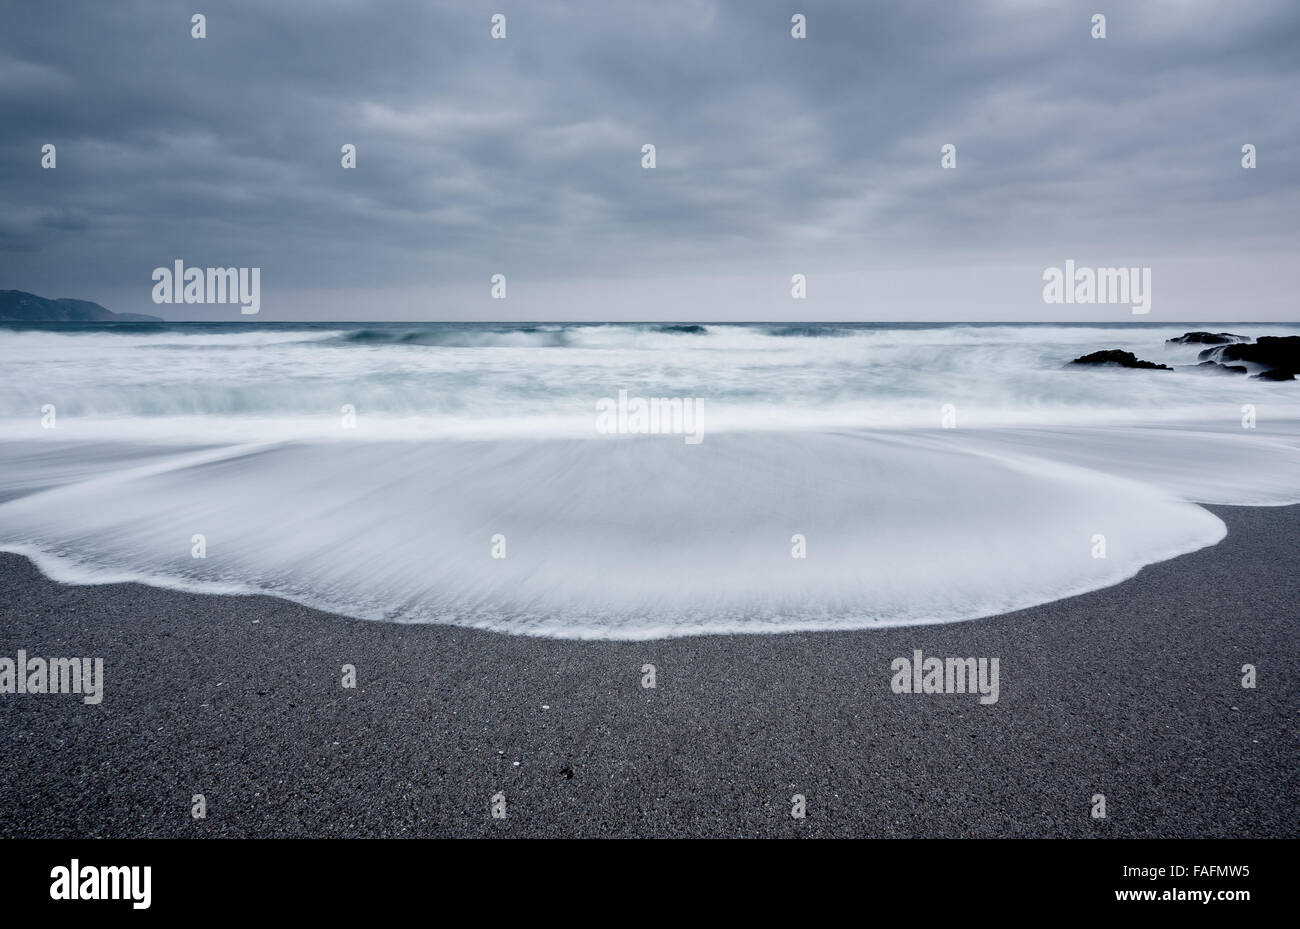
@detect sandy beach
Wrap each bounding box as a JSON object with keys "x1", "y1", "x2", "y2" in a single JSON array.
[{"x1": 0, "y1": 503, "x2": 1294, "y2": 839}]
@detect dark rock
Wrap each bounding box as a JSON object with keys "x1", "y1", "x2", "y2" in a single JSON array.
[
  {"x1": 1254, "y1": 368, "x2": 1296, "y2": 381},
  {"x1": 1070, "y1": 350, "x2": 1171, "y2": 370},
  {"x1": 1217, "y1": 336, "x2": 1300, "y2": 377},
  {"x1": 1167, "y1": 331, "x2": 1249, "y2": 345},
  {"x1": 0, "y1": 289, "x2": 162, "y2": 323}
]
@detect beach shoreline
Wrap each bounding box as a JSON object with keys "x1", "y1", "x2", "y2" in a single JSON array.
[{"x1": 1, "y1": 503, "x2": 1295, "y2": 838}]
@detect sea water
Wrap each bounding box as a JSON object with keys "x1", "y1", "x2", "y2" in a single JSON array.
[{"x1": 1, "y1": 321, "x2": 1296, "y2": 638}]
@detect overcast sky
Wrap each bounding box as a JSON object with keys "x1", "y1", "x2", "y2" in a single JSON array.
[{"x1": 1, "y1": 0, "x2": 1297, "y2": 321}]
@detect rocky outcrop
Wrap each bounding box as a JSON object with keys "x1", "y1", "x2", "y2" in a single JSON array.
[
  {"x1": 1073, "y1": 333, "x2": 1295, "y2": 382},
  {"x1": 1166, "y1": 331, "x2": 1249, "y2": 345},
  {"x1": 1218, "y1": 335, "x2": 1300, "y2": 369},
  {"x1": 1070, "y1": 350, "x2": 1171, "y2": 370},
  {"x1": 1198, "y1": 336, "x2": 1300, "y2": 380}
]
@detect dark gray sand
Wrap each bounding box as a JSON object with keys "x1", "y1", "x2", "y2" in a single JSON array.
[{"x1": 1, "y1": 504, "x2": 1295, "y2": 838}]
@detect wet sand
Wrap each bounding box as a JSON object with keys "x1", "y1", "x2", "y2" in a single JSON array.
[{"x1": 0, "y1": 504, "x2": 1295, "y2": 837}]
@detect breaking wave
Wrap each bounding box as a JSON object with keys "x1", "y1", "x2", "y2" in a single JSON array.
[{"x1": 1, "y1": 321, "x2": 1297, "y2": 638}]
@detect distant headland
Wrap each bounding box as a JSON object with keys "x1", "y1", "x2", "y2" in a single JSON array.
[{"x1": 0, "y1": 290, "x2": 162, "y2": 323}]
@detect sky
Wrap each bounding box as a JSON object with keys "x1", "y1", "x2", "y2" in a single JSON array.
[{"x1": 1, "y1": 0, "x2": 1297, "y2": 321}]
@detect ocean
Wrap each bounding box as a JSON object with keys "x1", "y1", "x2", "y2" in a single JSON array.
[{"x1": 2, "y1": 321, "x2": 1298, "y2": 638}]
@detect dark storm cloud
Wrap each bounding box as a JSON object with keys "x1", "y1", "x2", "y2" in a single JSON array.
[{"x1": 0, "y1": 0, "x2": 1297, "y2": 317}]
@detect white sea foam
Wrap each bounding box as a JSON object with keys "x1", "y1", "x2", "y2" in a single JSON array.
[{"x1": 1, "y1": 322, "x2": 1297, "y2": 638}]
